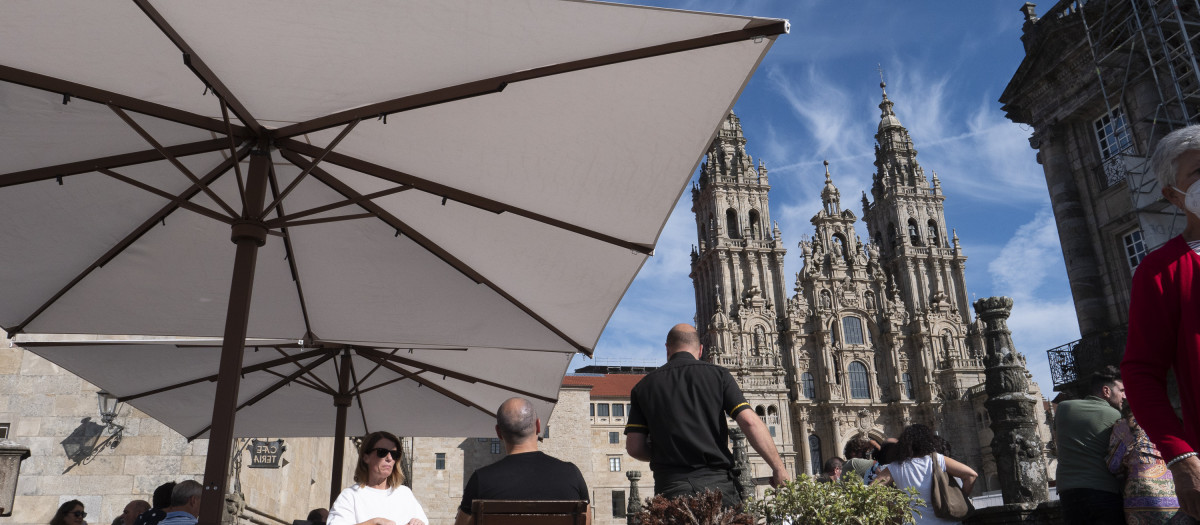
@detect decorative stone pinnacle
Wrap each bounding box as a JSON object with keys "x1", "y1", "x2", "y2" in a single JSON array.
[{"x1": 973, "y1": 296, "x2": 1014, "y2": 318}]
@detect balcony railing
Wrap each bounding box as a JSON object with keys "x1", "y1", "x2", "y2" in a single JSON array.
[{"x1": 1046, "y1": 329, "x2": 1126, "y2": 388}]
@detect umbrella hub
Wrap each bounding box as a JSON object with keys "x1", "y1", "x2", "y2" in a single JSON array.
[{"x1": 230, "y1": 220, "x2": 268, "y2": 247}]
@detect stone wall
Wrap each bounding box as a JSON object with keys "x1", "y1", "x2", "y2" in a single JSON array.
[{"x1": 0, "y1": 344, "x2": 354, "y2": 525}]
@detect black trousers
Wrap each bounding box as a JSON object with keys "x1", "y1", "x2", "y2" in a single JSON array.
[
  {"x1": 654, "y1": 469, "x2": 741, "y2": 508},
  {"x1": 1059, "y1": 488, "x2": 1125, "y2": 525}
]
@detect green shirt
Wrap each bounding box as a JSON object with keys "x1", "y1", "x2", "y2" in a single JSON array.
[{"x1": 1055, "y1": 396, "x2": 1122, "y2": 493}]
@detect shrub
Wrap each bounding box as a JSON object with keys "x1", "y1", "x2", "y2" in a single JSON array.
[
  {"x1": 745, "y1": 475, "x2": 924, "y2": 525},
  {"x1": 632, "y1": 490, "x2": 754, "y2": 525}
]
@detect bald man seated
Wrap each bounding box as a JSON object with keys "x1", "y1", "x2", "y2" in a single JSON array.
[{"x1": 454, "y1": 398, "x2": 591, "y2": 525}]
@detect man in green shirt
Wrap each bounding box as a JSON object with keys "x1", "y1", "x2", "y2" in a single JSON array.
[{"x1": 1055, "y1": 369, "x2": 1125, "y2": 525}]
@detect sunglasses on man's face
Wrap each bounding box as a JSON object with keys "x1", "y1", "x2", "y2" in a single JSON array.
[
  {"x1": 370, "y1": 447, "x2": 401, "y2": 460},
  {"x1": 71, "y1": 511, "x2": 87, "y2": 519}
]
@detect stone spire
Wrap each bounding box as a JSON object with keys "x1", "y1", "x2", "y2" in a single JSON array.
[
  {"x1": 820, "y1": 160, "x2": 841, "y2": 215},
  {"x1": 871, "y1": 81, "x2": 929, "y2": 198}
]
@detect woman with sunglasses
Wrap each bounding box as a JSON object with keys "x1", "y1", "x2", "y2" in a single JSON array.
[
  {"x1": 328, "y1": 431, "x2": 427, "y2": 525},
  {"x1": 50, "y1": 500, "x2": 87, "y2": 525}
]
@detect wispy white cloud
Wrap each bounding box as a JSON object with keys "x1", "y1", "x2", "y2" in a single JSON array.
[{"x1": 984, "y1": 208, "x2": 1078, "y2": 395}]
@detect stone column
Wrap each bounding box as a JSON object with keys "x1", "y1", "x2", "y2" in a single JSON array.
[
  {"x1": 973, "y1": 297, "x2": 1050, "y2": 505},
  {"x1": 797, "y1": 411, "x2": 812, "y2": 476},
  {"x1": 730, "y1": 427, "x2": 753, "y2": 503},
  {"x1": 625, "y1": 471, "x2": 642, "y2": 525},
  {"x1": 0, "y1": 440, "x2": 30, "y2": 516}
]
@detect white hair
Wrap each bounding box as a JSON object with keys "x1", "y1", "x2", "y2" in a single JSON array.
[{"x1": 1150, "y1": 125, "x2": 1200, "y2": 189}]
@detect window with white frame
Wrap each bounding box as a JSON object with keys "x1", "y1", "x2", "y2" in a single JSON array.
[
  {"x1": 1094, "y1": 107, "x2": 1134, "y2": 160},
  {"x1": 435, "y1": 453, "x2": 446, "y2": 470},
  {"x1": 609, "y1": 457, "x2": 621, "y2": 472},
  {"x1": 1124, "y1": 229, "x2": 1147, "y2": 271},
  {"x1": 0, "y1": 423, "x2": 7, "y2": 439},
  {"x1": 491, "y1": 441, "x2": 501, "y2": 454},
  {"x1": 609, "y1": 432, "x2": 620, "y2": 444}
]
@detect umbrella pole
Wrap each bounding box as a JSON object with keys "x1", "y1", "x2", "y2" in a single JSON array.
[
  {"x1": 199, "y1": 147, "x2": 271, "y2": 525},
  {"x1": 330, "y1": 349, "x2": 352, "y2": 505}
]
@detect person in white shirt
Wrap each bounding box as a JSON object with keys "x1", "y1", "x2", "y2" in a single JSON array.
[
  {"x1": 872, "y1": 424, "x2": 977, "y2": 525},
  {"x1": 327, "y1": 431, "x2": 427, "y2": 525}
]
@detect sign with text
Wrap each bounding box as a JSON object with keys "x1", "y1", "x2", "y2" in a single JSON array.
[{"x1": 249, "y1": 439, "x2": 285, "y2": 469}]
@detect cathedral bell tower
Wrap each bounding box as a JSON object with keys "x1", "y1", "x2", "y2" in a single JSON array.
[
  {"x1": 860, "y1": 81, "x2": 984, "y2": 413},
  {"x1": 689, "y1": 111, "x2": 795, "y2": 475}
]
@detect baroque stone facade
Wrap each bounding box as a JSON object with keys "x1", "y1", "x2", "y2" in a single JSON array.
[
  {"x1": 689, "y1": 92, "x2": 1055, "y2": 491},
  {"x1": 1000, "y1": 0, "x2": 1200, "y2": 391}
]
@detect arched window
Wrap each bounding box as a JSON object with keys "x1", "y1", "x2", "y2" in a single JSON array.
[
  {"x1": 748, "y1": 210, "x2": 761, "y2": 239},
  {"x1": 808, "y1": 435, "x2": 822, "y2": 475},
  {"x1": 726, "y1": 209, "x2": 740, "y2": 239},
  {"x1": 927, "y1": 220, "x2": 940, "y2": 247},
  {"x1": 801, "y1": 372, "x2": 816, "y2": 399},
  {"x1": 907, "y1": 219, "x2": 922, "y2": 246},
  {"x1": 756, "y1": 405, "x2": 766, "y2": 417},
  {"x1": 902, "y1": 373, "x2": 914, "y2": 400},
  {"x1": 842, "y1": 316, "x2": 865, "y2": 345},
  {"x1": 888, "y1": 224, "x2": 898, "y2": 246},
  {"x1": 848, "y1": 361, "x2": 870, "y2": 399}
]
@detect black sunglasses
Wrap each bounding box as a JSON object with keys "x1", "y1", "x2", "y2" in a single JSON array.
[
  {"x1": 71, "y1": 511, "x2": 87, "y2": 519},
  {"x1": 369, "y1": 447, "x2": 401, "y2": 460}
]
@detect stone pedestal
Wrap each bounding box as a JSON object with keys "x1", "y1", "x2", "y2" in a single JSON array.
[
  {"x1": 0, "y1": 439, "x2": 31, "y2": 516},
  {"x1": 965, "y1": 501, "x2": 1061, "y2": 525},
  {"x1": 973, "y1": 297, "x2": 1050, "y2": 505},
  {"x1": 730, "y1": 427, "x2": 752, "y2": 502}
]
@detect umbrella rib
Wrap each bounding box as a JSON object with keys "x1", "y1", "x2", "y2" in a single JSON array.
[
  {"x1": 97, "y1": 168, "x2": 234, "y2": 224},
  {"x1": 132, "y1": 0, "x2": 263, "y2": 134},
  {"x1": 108, "y1": 104, "x2": 240, "y2": 219},
  {"x1": 271, "y1": 20, "x2": 789, "y2": 139},
  {"x1": 262, "y1": 185, "x2": 412, "y2": 229},
  {"x1": 357, "y1": 347, "x2": 557, "y2": 404},
  {"x1": 264, "y1": 165, "x2": 316, "y2": 340},
  {"x1": 347, "y1": 356, "x2": 369, "y2": 433},
  {"x1": 261, "y1": 368, "x2": 331, "y2": 395},
  {"x1": 4, "y1": 145, "x2": 250, "y2": 336},
  {"x1": 279, "y1": 140, "x2": 654, "y2": 255},
  {"x1": 280, "y1": 150, "x2": 590, "y2": 354},
  {"x1": 272, "y1": 212, "x2": 376, "y2": 229},
  {"x1": 270, "y1": 345, "x2": 334, "y2": 393},
  {"x1": 220, "y1": 98, "x2": 248, "y2": 212},
  {"x1": 0, "y1": 65, "x2": 247, "y2": 137},
  {"x1": 0, "y1": 138, "x2": 231, "y2": 189},
  {"x1": 261, "y1": 121, "x2": 359, "y2": 217},
  {"x1": 186, "y1": 352, "x2": 338, "y2": 441},
  {"x1": 117, "y1": 347, "x2": 331, "y2": 403},
  {"x1": 357, "y1": 351, "x2": 496, "y2": 419}
]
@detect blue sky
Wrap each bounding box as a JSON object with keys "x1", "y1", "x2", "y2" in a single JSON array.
[{"x1": 572, "y1": 1, "x2": 1077, "y2": 397}]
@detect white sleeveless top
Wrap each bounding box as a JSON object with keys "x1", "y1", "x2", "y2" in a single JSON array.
[{"x1": 884, "y1": 453, "x2": 961, "y2": 525}]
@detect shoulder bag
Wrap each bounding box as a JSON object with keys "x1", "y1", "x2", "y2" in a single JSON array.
[{"x1": 928, "y1": 453, "x2": 970, "y2": 519}]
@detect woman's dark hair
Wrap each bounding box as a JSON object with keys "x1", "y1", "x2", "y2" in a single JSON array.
[
  {"x1": 876, "y1": 441, "x2": 897, "y2": 465},
  {"x1": 894, "y1": 424, "x2": 939, "y2": 462},
  {"x1": 305, "y1": 509, "x2": 327, "y2": 524},
  {"x1": 51, "y1": 500, "x2": 84, "y2": 525},
  {"x1": 843, "y1": 436, "x2": 874, "y2": 459},
  {"x1": 353, "y1": 431, "x2": 405, "y2": 487},
  {"x1": 932, "y1": 434, "x2": 953, "y2": 457},
  {"x1": 822, "y1": 456, "x2": 845, "y2": 475}
]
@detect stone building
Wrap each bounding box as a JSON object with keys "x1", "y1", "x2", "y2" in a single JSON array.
[
  {"x1": 689, "y1": 93, "x2": 1055, "y2": 490},
  {"x1": 1000, "y1": 0, "x2": 1200, "y2": 392},
  {"x1": 0, "y1": 333, "x2": 646, "y2": 525}
]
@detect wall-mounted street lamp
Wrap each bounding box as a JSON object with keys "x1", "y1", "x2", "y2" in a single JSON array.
[{"x1": 96, "y1": 391, "x2": 124, "y2": 448}]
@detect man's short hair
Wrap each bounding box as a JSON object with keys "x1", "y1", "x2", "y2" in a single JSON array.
[
  {"x1": 822, "y1": 456, "x2": 844, "y2": 475},
  {"x1": 666, "y1": 325, "x2": 699, "y2": 351},
  {"x1": 169, "y1": 480, "x2": 203, "y2": 507},
  {"x1": 152, "y1": 482, "x2": 177, "y2": 509},
  {"x1": 1089, "y1": 366, "x2": 1121, "y2": 396},
  {"x1": 497, "y1": 398, "x2": 537, "y2": 442}
]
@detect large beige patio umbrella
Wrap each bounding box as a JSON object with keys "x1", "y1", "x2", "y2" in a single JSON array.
[{"x1": 0, "y1": 1, "x2": 785, "y2": 521}]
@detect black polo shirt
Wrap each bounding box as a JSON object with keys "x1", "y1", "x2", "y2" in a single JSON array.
[{"x1": 624, "y1": 352, "x2": 750, "y2": 476}]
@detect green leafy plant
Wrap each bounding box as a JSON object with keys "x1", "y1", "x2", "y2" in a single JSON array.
[
  {"x1": 632, "y1": 490, "x2": 754, "y2": 525},
  {"x1": 745, "y1": 475, "x2": 925, "y2": 525}
]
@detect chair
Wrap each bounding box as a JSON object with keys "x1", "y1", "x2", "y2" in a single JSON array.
[{"x1": 471, "y1": 500, "x2": 588, "y2": 525}]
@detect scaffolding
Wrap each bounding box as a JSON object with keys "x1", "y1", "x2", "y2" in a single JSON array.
[{"x1": 1038, "y1": 0, "x2": 1200, "y2": 388}]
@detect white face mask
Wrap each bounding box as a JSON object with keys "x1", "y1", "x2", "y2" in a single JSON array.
[{"x1": 1173, "y1": 184, "x2": 1200, "y2": 216}]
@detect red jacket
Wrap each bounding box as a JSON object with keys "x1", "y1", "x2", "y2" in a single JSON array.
[{"x1": 1123, "y1": 235, "x2": 1200, "y2": 460}]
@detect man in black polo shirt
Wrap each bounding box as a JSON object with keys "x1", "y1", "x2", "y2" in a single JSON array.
[
  {"x1": 455, "y1": 397, "x2": 590, "y2": 525},
  {"x1": 625, "y1": 323, "x2": 790, "y2": 506}
]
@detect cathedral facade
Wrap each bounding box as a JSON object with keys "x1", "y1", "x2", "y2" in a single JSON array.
[{"x1": 689, "y1": 85, "x2": 1052, "y2": 490}]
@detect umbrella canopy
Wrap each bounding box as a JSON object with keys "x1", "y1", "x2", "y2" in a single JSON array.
[{"x1": 0, "y1": 0, "x2": 785, "y2": 520}]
